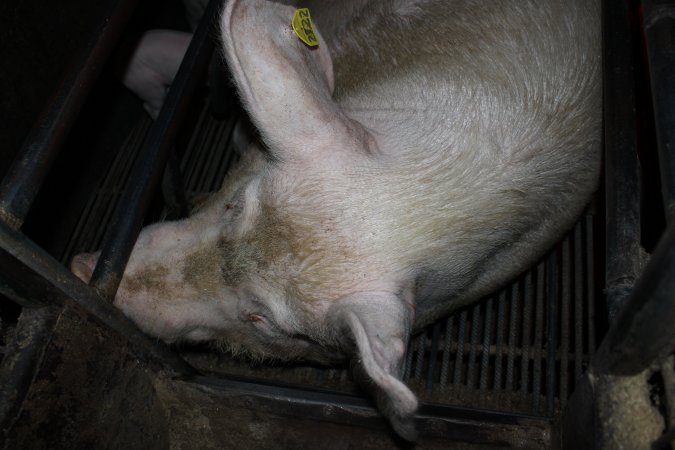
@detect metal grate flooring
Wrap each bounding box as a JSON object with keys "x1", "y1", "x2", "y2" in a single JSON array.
[{"x1": 63, "y1": 95, "x2": 602, "y2": 419}]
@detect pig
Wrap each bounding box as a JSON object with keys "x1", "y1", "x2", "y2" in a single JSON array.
[
  {"x1": 72, "y1": 0, "x2": 601, "y2": 439},
  {"x1": 118, "y1": 30, "x2": 192, "y2": 119}
]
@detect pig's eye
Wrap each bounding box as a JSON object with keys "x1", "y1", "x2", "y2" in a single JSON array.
[
  {"x1": 247, "y1": 313, "x2": 264, "y2": 323},
  {"x1": 223, "y1": 186, "x2": 247, "y2": 221},
  {"x1": 223, "y1": 198, "x2": 243, "y2": 221},
  {"x1": 244, "y1": 309, "x2": 281, "y2": 337}
]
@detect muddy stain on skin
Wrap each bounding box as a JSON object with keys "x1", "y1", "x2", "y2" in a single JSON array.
[{"x1": 125, "y1": 265, "x2": 171, "y2": 296}]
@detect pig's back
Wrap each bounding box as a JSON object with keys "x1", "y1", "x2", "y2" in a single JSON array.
[
  {"x1": 319, "y1": 0, "x2": 599, "y2": 161},
  {"x1": 311, "y1": 0, "x2": 601, "y2": 326}
]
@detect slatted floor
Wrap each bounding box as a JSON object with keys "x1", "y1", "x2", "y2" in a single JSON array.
[{"x1": 62, "y1": 95, "x2": 602, "y2": 419}]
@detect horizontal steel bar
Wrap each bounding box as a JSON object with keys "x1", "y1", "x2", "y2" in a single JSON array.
[
  {"x1": 643, "y1": 0, "x2": 675, "y2": 223},
  {"x1": 0, "y1": 0, "x2": 140, "y2": 229},
  {"x1": 0, "y1": 219, "x2": 196, "y2": 377},
  {"x1": 89, "y1": 0, "x2": 219, "y2": 299},
  {"x1": 187, "y1": 375, "x2": 553, "y2": 447}
]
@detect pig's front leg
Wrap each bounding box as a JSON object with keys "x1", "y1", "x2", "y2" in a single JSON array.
[{"x1": 119, "y1": 30, "x2": 192, "y2": 119}]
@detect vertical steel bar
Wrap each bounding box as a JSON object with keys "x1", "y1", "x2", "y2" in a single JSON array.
[
  {"x1": 505, "y1": 283, "x2": 519, "y2": 397},
  {"x1": 161, "y1": 149, "x2": 190, "y2": 219},
  {"x1": 414, "y1": 334, "x2": 425, "y2": 380},
  {"x1": 545, "y1": 252, "x2": 559, "y2": 415},
  {"x1": 426, "y1": 321, "x2": 442, "y2": 393},
  {"x1": 439, "y1": 317, "x2": 453, "y2": 387},
  {"x1": 521, "y1": 272, "x2": 534, "y2": 402},
  {"x1": 403, "y1": 334, "x2": 415, "y2": 380},
  {"x1": 642, "y1": 0, "x2": 675, "y2": 222},
  {"x1": 453, "y1": 309, "x2": 468, "y2": 396},
  {"x1": 574, "y1": 222, "x2": 584, "y2": 381},
  {"x1": 533, "y1": 262, "x2": 545, "y2": 413},
  {"x1": 89, "y1": 0, "x2": 220, "y2": 298},
  {"x1": 494, "y1": 290, "x2": 506, "y2": 394},
  {"x1": 560, "y1": 237, "x2": 571, "y2": 402},
  {"x1": 466, "y1": 304, "x2": 481, "y2": 398},
  {"x1": 603, "y1": 0, "x2": 642, "y2": 322},
  {"x1": 585, "y1": 217, "x2": 597, "y2": 353},
  {"x1": 479, "y1": 297, "x2": 493, "y2": 402}
]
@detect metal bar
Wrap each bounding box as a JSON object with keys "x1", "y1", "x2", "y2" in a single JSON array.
[
  {"x1": 61, "y1": 119, "x2": 151, "y2": 262},
  {"x1": 0, "y1": 0, "x2": 140, "y2": 229},
  {"x1": 590, "y1": 0, "x2": 675, "y2": 379},
  {"x1": 494, "y1": 290, "x2": 506, "y2": 393},
  {"x1": 439, "y1": 317, "x2": 453, "y2": 386},
  {"x1": 453, "y1": 309, "x2": 468, "y2": 396},
  {"x1": 426, "y1": 321, "x2": 441, "y2": 393},
  {"x1": 403, "y1": 331, "x2": 414, "y2": 380},
  {"x1": 505, "y1": 284, "x2": 519, "y2": 397},
  {"x1": 161, "y1": 148, "x2": 190, "y2": 219},
  {"x1": 0, "y1": 219, "x2": 196, "y2": 377},
  {"x1": 521, "y1": 273, "x2": 533, "y2": 402},
  {"x1": 466, "y1": 304, "x2": 481, "y2": 396},
  {"x1": 414, "y1": 334, "x2": 425, "y2": 380},
  {"x1": 545, "y1": 251, "x2": 559, "y2": 415},
  {"x1": 560, "y1": 237, "x2": 571, "y2": 402},
  {"x1": 603, "y1": 0, "x2": 642, "y2": 322},
  {"x1": 188, "y1": 375, "x2": 553, "y2": 447},
  {"x1": 592, "y1": 223, "x2": 675, "y2": 375},
  {"x1": 585, "y1": 216, "x2": 596, "y2": 353},
  {"x1": 574, "y1": 222, "x2": 584, "y2": 381},
  {"x1": 89, "y1": 0, "x2": 220, "y2": 298},
  {"x1": 642, "y1": 0, "x2": 675, "y2": 222},
  {"x1": 532, "y1": 262, "x2": 545, "y2": 413},
  {"x1": 208, "y1": 118, "x2": 238, "y2": 191},
  {"x1": 479, "y1": 297, "x2": 493, "y2": 402},
  {"x1": 186, "y1": 112, "x2": 216, "y2": 191}
]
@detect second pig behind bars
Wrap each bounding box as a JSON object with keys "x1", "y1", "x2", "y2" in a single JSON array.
[{"x1": 72, "y1": 0, "x2": 601, "y2": 439}]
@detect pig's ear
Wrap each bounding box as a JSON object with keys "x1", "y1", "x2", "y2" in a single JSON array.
[
  {"x1": 221, "y1": 0, "x2": 368, "y2": 161},
  {"x1": 329, "y1": 292, "x2": 418, "y2": 440}
]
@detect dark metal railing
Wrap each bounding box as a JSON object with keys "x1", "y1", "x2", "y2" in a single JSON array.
[
  {"x1": 89, "y1": 0, "x2": 220, "y2": 299},
  {"x1": 601, "y1": 0, "x2": 643, "y2": 323},
  {"x1": 642, "y1": 0, "x2": 675, "y2": 222},
  {"x1": 0, "y1": 0, "x2": 140, "y2": 230},
  {"x1": 0, "y1": 0, "x2": 225, "y2": 377},
  {"x1": 592, "y1": 0, "x2": 675, "y2": 377}
]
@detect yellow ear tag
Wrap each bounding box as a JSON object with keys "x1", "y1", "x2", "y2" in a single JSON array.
[{"x1": 291, "y1": 8, "x2": 319, "y2": 47}]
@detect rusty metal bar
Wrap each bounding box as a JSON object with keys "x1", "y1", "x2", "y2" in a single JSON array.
[{"x1": 89, "y1": 0, "x2": 220, "y2": 299}]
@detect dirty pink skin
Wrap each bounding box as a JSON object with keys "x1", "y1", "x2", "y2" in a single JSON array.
[
  {"x1": 73, "y1": 0, "x2": 601, "y2": 439},
  {"x1": 119, "y1": 30, "x2": 192, "y2": 119}
]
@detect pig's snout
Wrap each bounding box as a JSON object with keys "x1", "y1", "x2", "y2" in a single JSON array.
[{"x1": 70, "y1": 252, "x2": 100, "y2": 284}]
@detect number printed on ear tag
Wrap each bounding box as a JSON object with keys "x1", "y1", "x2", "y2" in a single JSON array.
[{"x1": 291, "y1": 8, "x2": 319, "y2": 47}]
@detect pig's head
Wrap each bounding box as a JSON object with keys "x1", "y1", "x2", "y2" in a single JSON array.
[{"x1": 72, "y1": 0, "x2": 418, "y2": 439}]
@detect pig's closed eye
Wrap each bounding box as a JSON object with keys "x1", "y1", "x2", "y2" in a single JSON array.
[
  {"x1": 245, "y1": 310, "x2": 282, "y2": 337},
  {"x1": 223, "y1": 198, "x2": 244, "y2": 221},
  {"x1": 247, "y1": 313, "x2": 264, "y2": 323}
]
